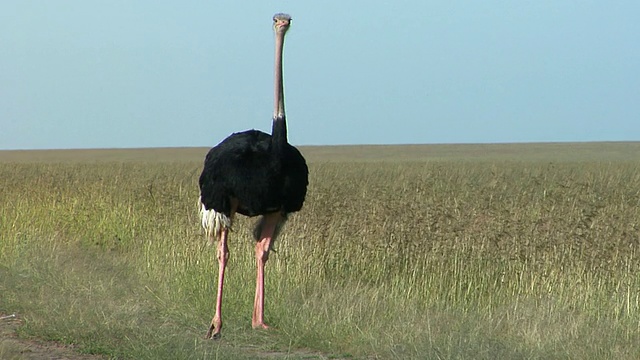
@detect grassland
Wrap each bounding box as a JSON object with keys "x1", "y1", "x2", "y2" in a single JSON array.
[{"x1": 1, "y1": 142, "x2": 639, "y2": 359}]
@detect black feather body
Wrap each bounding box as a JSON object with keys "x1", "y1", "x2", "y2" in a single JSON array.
[{"x1": 199, "y1": 127, "x2": 308, "y2": 218}]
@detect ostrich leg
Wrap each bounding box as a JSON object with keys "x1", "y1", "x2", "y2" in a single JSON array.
[
  {"x1": 252, "y1": 212, "x2": 284, "y2": 329},
  {"x1": 206, "y1": 227, "x2": 230, "y2": 339}
]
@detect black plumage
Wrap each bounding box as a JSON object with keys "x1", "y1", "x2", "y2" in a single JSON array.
[{"x1": 199, "y1": 125, "x2": 308, "y2": 222}]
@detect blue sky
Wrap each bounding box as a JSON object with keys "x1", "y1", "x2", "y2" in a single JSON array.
[{"x1": 1, "y1": 1, "x2": 639, "y2": 150}]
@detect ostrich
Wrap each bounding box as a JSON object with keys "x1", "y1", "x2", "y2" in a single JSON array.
[{"x1": 198, "y1": 13, "x2": 308, "y2": 339}]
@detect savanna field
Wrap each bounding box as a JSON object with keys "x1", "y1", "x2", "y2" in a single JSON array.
[{"x1": 1, "y1": 143, "x2": 639, "y2": 359}]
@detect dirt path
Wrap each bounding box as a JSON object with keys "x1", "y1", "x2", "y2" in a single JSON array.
[
  {"x1": 1, "y1": 312, "x2": 344, "y2": 359},
  {"x1": 0, "y1": 313, "x2": 105, "y2": 360}
]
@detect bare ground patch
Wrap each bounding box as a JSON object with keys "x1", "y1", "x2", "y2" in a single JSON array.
[{"x1": 0, "y1": 313, "x2": 106, "y2": 360}]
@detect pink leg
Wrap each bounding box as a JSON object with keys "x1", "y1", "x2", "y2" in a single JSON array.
[
  {"x1": 205, "y1": 227, "x2": 229, "y2": 339},
  {"x1": 252, "y1": 212, "x2": 283, "y2": 330}
]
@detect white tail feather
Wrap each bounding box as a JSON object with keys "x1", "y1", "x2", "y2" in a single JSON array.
[{"x1": 199, "y1": 197, "x2": 231, "y2": 244}]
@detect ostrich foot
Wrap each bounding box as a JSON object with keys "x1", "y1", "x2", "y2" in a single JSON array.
[
  {"x1": 205, "y1": 319, "x2": 222, "y2": 340},
  {"x1": 252, "y1": 322, "x2": 269, "y2": 330}
]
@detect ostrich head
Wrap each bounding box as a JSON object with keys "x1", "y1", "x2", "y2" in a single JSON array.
[{"x1": 273, "y1": 13, "x2": 292, "y2": 36}]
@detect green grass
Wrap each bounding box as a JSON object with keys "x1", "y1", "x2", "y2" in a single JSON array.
[{"x1": 1, "y1": 143, "x2": 640, "y2": 359}]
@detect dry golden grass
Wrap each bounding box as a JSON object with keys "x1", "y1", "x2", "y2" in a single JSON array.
[
  {"x1": 1, "y1": 142, "x2": 639, "y2": 359},
  {"x1": 1, "y1": 141, "x2": 639, "y2": 163}
]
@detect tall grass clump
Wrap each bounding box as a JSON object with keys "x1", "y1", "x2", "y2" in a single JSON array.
[{"x1": 1, "y1": 150, "x2": 640, "y2": 359}]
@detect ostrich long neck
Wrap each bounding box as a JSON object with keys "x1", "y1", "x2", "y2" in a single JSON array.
[{"x1": 271, "y1": 27, "x2": 287, "y2": 154}]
